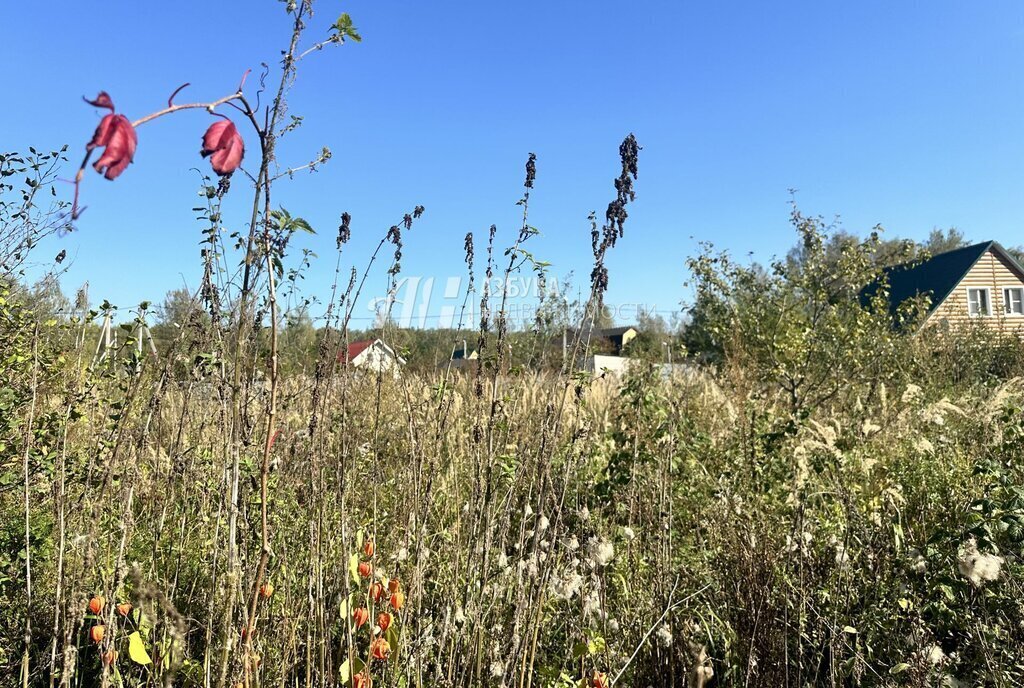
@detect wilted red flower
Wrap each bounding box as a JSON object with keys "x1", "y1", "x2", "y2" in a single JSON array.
[
  {"x1": 200, "y1": 119, "x2": 244, "y2": 176},
  {"x1": 370, "y1": 637, "x2": 390, "y2": 661},
  {"x1": 260, "y1": 582, "x2": 274, "y2": 599},
  {"x1": 102, "y1": 649, "x2": 118, "y2": 666},
  {"x1": 591, "y1": 671, "x2": 609, "y2": 688},
  {"x1": 83, "y1": 92, "x2": 115, "y2": 111},
  {"x1": 388, "y1": 578, "x2": 400, "y2": 594},
  {"x1": 88, "y1": 114, "x2": 137, "y2": 179},
  {"x1": 84, "y1": 92, "x2": 137, "y2": 181},
  {"x1": 377, "y1": 612, "x2": 392, "y2": 633},
  {"x1": 353, "y1": 607, "x2": 370, "y2": 628},
  {"x1": 389, "y1": 591, "x2": 405, "y2": 611},
  {"x1": 88, "y1": 596, "x2": 105, "y2": 615},
  {"x1": 352, "y1": 671, "x2": 372, "y2": 688},
  {"x1": 90, "y1": 625, "x2": 105, "y2": 644},
  {"x1": 358, "y1": 561, "x2": 372, "y2": 578},
  {"x1": 369, "y1": 581, "x2": 384, "y2": 602},
  {"x1": 363, "y1": 539, "x2": 375, "y2": 557}
]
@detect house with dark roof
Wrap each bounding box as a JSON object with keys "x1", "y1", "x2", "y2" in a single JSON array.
[
  {"x1": 863, "y1": 241, "x2": 1024, "y2": 333},
  {"x1": 562, "y1": 325, "x2": 640, "y2": 355},
  {"x1": 448, "y1": 342, "x2": 479, "y2": 370},
  {"x1": 599, "y1": 326, "x2": 639, "y2": 355}
]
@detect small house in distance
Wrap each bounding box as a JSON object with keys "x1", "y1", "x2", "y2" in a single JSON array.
[
  {"x1": 575, "y1": 325, "x2": 640, "y2": 375},
  {"x1": 599, "y1": 326, "x2": 639, "y2": 355},
  {"x1": 337, "y1": 338, "x2": 406, "y2": 376},
  {"x1": 562, "y1": 325, "x2": 639, "y2": 356},
  {"x1": 864, "y1": 240, "x2": 1024, "y2": 333},
  {"x1": 449, "y1": 342, "x2": 478, "y2": 370}
]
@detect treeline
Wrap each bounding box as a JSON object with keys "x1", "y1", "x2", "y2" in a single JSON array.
[{"x1": 16, "y1": 224, "x2": 1023, "y2": 379}]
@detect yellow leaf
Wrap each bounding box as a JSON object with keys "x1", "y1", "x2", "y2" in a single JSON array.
[
  {"x1": 339, "y1": 657, "x2": 365, "y2": 685},
  {"x1": 339, "y1": 594, "x2": 350, "y2": 620},
  {"x1": 128, "y1": 631, "x2": 152, "y2": 665},
  {"x1": 349, "y1": 553, "x2": 360, "y2": 585}
]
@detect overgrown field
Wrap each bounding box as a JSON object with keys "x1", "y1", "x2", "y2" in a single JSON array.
[
  {"x1": 3, "y1": 2, "x2": 1024, "y2": 685},
  {"x1": 3, "y1": 275, "x2": 1024, "y2": 687}
]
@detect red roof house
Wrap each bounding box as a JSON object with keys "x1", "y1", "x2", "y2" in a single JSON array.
[{"x1": 337, "y1": 338, "x2": 406, "y2": 374}]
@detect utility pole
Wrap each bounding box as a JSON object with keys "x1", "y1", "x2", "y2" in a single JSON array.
[
  {"x1": 92, "y1": 311, "x2": 115, "y2": 366},
  {"x1": 91, "y1": 304, "x2": 158, "y2": 368}
]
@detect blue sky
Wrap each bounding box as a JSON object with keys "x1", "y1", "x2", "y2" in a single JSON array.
[{"x1": 4, "y1": 1, "x2": 1024, "y2": 327}]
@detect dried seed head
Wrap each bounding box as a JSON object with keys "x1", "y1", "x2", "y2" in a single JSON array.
[
  {"x1": 589, "y1": 134, "x2": 641, "y2": 298},
  {"x1": 524, "y1": 152, "x2": 537, "y2": 189},
  {"x1": 337, "y1": 212, "x2": 352, "y2": 248},
  {"x1": 464, "y1": 232, "x2": 475, "y2": 276}
]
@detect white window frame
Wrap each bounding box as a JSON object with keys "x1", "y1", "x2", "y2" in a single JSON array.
[
  {"x1": 966, "y1": 287, "x2": 992, "y2": 317},
  {"x1": 1003, "y1": 287, "x2": 1024, "y2": 316}
]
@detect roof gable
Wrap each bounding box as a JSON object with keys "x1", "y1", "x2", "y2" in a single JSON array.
[
  {"x1": 345, "y1": 339, "x2": 374, "y2": 361},
  {"x1": 864, "y1": 240, "x2": 1024, "y2": 316},
  {"x1": 889, "y1": 241, "x2": 991, "y2": 311},
  {"x1": 599, "y1": 326, "x2": 638, "y2": 337},
  {"x1": 452, "y1": 347, "x2": 478, "y2": 360},
  {"x1": 338, "y1": 339, "x2": 392, "y2": 364},
  {"x1": 864, "y1": 241, "x2": 1001, "y2": 314}
]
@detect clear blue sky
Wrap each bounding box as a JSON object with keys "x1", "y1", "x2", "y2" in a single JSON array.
[{"x1": 4, "y1": 2, "x2": 1024, "y2": 326}]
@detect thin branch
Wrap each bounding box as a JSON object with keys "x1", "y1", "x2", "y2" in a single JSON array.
[
  {"x1": 132, "y1": 92, "x2": 244, "y2": 128},
  {"x1": 19, "y1": 327, "x2": 39, "y2": 688},
  {"x1": 611, "y1": 579, "x2": 710, "y2": 686},
  {"x1": 236, "y1": 68, "x2": 252, "y2": 93},
  {"x1": 167, "y1": 82, "x2": 191, "y2": 107},
  {"x1": 269, "y1": 150, "x2": 330, "y2": 181},
  {"x1": 297, "y1": 36, "x2": 341, "y2": 60}
]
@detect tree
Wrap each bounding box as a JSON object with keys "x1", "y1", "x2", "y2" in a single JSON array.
[
  {"x1": 0, "y1": 148, "x2": 70, "y2": 278},
  {"x1": 16, "y1": 276, "x2": 70, "y2": 321},
  {"x1": 922, "y1": 227, "x2": 968, "y2": 256},
  {"x1": 624, "y1": 309, "x2": 672, "y2": 361},
  {"x1": 150, "y1": 288, "x2": 208, "y2": 356},
  {"x1": 156, "y1": 288, "x2": 201, "y2": 328},
  {"x1": 278, "y1": 307, "x2": 318, "y2": 374},
  {"x1": 785, "y1": 225, "x2": 968, "y2": 278},
  {"x1": 684, "y1": 205, "x2": 923, "y2": 417}
]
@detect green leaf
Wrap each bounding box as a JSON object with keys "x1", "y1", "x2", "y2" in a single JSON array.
[
  {"x1": 842, "y1": 626, "x2": 857, "y2": 634},
  {"x1": 889, "y1": 662, "x2": 910, "y2": 675},
  {"x1": 333, "y1": 13, "x2": 362, "y2": 42},
  {"x1": 128, "y1": 631, "x2": 152, "y2": 665},
  {"x1": 385, "y1": 624, "x2": 400, "y2": 653}
]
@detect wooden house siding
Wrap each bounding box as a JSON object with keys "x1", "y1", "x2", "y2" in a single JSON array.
[{"x1": 929, "y1": 249, "x2": 1024, "y2": 334}]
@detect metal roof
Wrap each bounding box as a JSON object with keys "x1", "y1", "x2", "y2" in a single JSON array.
[{"x1": 862, "y1": 241, "x2": 1024, "y2": 315}]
